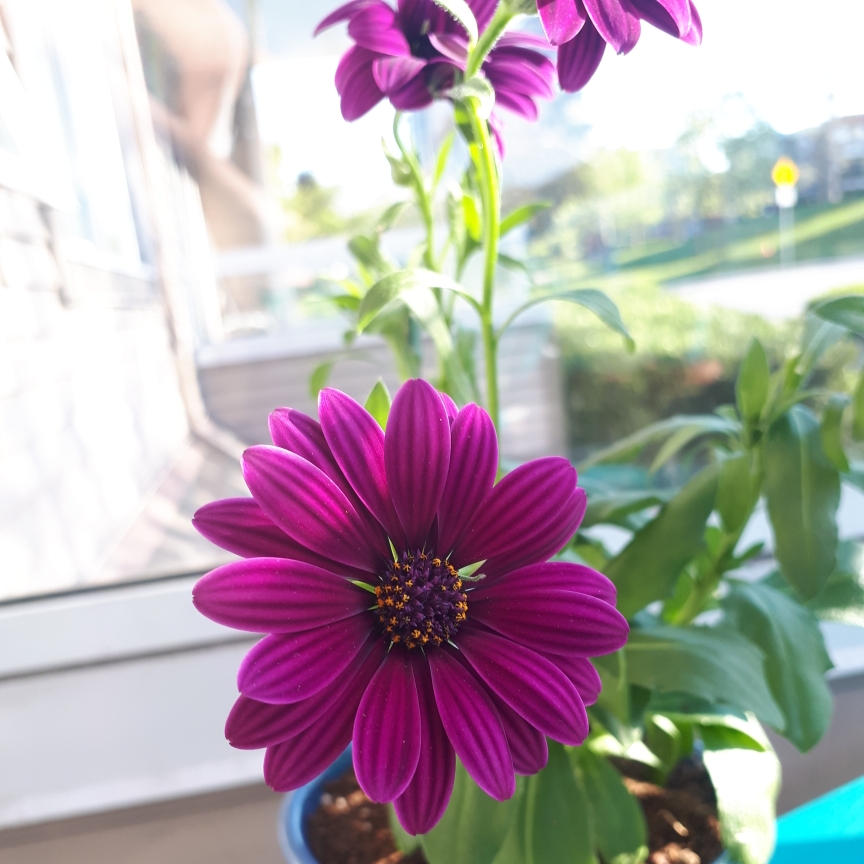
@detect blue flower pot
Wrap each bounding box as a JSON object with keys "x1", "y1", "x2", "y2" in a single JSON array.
[{"x1": 278, "y1": 749, "x2": 354, "y2": 864}]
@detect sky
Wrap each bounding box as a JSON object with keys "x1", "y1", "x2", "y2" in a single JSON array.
[{"x1": 250, "y1": 0, "x2": 864, "y2": 206}]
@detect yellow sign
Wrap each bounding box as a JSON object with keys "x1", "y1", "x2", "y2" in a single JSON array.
[{"x1": 772, "y1": 157, "x2": 800, "y2": 188}]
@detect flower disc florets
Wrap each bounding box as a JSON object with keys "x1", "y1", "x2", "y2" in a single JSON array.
[{"x1": 377, "y1": 551, "x2": 468, "y2": 648}]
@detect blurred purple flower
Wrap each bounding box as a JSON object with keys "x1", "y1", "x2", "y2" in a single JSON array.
[
  {"x1": 315, "y1": 0, "x2": 554, "y2": 139},
  {"x1": 537, "y1": 0, "x2": 702, "y2": 92},
  {"x1": 192, "y1": 380, "x2": 628, "y2": 834}
]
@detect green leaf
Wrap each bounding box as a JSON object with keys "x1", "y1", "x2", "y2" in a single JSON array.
[
  {"x1": 716, "y1": 451, "x2": 755, "y2": 534},
  {"x1": 348, "y1": 233, "x2": 391, "y2": 275},
  {"x1": 821, "y1": 394, "x2": 851, "y2": 472},
  {"x1": 432, "y1": 0, "x2": 479, "y2": 43},
  {"x1": 447, "y1": 75, "x2": 495, "y2": 118},
  {"x1": 373, "y1": 307, "x2": 422, "y2": 380},
  {"x1": 811, "y1": 293, "x2": 864, "y2": 336},
  {"x1": 383, "y1": 142, "x2": 414, "y2": 187},
  {"x1": 376, "y1": 201, "x2": 408, "y2": 232},
  {"x1": 793, "y1": 315, "x2": 845, "y2": 385},
  {"x1": 703, "y1": 733, "x2": 780, "y2": 864},
  {"x1": 764, "y1": 405, "x2": 841, "y2": 600},
  {"x1": 644, "y1": 713, "x2": 686, "y2": 771},
  {"x1": 723, "y1": 580, "x2": 833, "y2": 751},
  {"x1": 389, "y1": 807, "x2": 421, "y2": 853},
  {"x1": 580, "y1": 415, "x2": 739, "y2": 470},
  {"x1": 500, "y1": 288, "x2": 634, "y2": 351},
  {"x1": 736, "y1": 337, "x2": 770, "y2": 421},
  {"x1": 805, "y1": 540, "x2": 864, "y2": 627},
  {"x1": 625, "y1": 626, "x2": 784, "y2": 729},
  {"x1": 659, "y1": 712, "x2": 766, "y2": 753},
  {"x1": 523, "y1": 742, "x2": 596, "y2": 864},
  {"x1": 309, "y1": 360, "x2": 334, "y2": 399},
  {"x1": 581, "y1": 489, "x2": 674, "y2": 529},
  {"x1": 357, "y1": 268, "x2": 480, "y2": 331},
  {"x1": 592, "y1": 652, "x2": 631, "y2": 726},
  {"x1": 400, "y1": 285, "x2": 474, "y2": 403},
  {"x1": 463, "y1": 193, "x2": 483, "y2": 242},
  {"x1": 331, "y1": 294, "x2": 361, "y2": 312},
  {"x1": 433, "y1": 131, "x2": 455, "y2": 189},
  {"x1": 572, "y1": 749, "x2": 648, "y2": 864},
  {"x1": 853, "y1": 370, "x2": 864, "y2": 441},
  {"x1": 498, "y1": 254, "x2": 531, "y2": 278},
  {"x1": 500, "y1": 202, "x2": 551, "y2": 237},
  {"x1": 364, "y1": 379, "x2": 392, "y2": 430},
  {"x1": 649, "y1": 424, "x2": 717, "y2": 474},
  {"x1": 421, "y1": 762, "x2": 519, "y2": 864},
  {"x1": 605, "y1": 463, "x2": 719, "y2": 618}
]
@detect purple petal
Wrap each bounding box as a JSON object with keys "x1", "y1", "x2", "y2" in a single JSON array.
[
  {"x1": 385, "y1": 380, "x2": 452, "y2": 549},
  {"x1": 192, "y1": 498, "x2": 360, "y2": 576},
  {"x1": 335, "y1": 46, "x2": 386, "y2": 120},
  {"x1": 538, "y1": 0, "x2": 587, "y2": 46},
  {"x1": 428, "y1": 648, "x2": 515, "y2": 801},
  {"x1": 474, "y1": 560, "x2": 617, "y2": 606},
  {"x1": 437, "y1": 405, "x2": 498, "y2": 556},
  {"x1": 459, "y1": 627, "x2": 588, "y2": 746},
  {"x1": 439, "y1": 391, "x2": 459, "y2": 421},
  {"x1": 494, "y1": 90, "x2": 539, "y2": 121},
  {"x1": 315, "y1": 0, "x2": 382, "y2": 35},
  {"x1": 319, "y1": 388, "x2": 407, "y2": 548},
  {"x1": 270, "y1": 407, "x2": 389, "y2": 549},
  {"x1": 489, "y1": 112, "x2": 506, "y2": 159},
  {"x1": 557, "y1": 17, "x2": 606, "y2": 92},
  {"x1": 481, "y1": 488, "x2": 587, "y2": 580},
  {"x1": 398, "y1": 0, "x2": 450, "y2": 38},
  {"x1": 242, "y1": 445, "x2": 385, "y2": 573},
  {"x1": 237, "y1": 614, "x2": 372, "y2": 704},
  {"x1": 269, "y1": 408, "x2": 342, "y2": 480},
  {"x1": 428, "y1": 33, "x2": 468, "y2": 68},
  {"x1": 348, "y1": 3, "x2": 411, "y2": 55},
  {"x1": 353, "y1": 651, "x2": 421, "y2": 802},
  {"x1": 468, "y1": 0, "x2": 498, "y2": 30},
  {"x1": 450, "y1": 457, "x2": 577, "y2": 568},
  {"x1": 226, "y1": 636, "x2": 384, "y2": 749},
  {"x1": 583, "y1": 0, "x2": 641, "y2": 53},
  {"x1": 682, "y1": 1, "x2": 701, "y2": 45},
  {"x1": 373, "y1": 55, "x2": 428, "y2": 94},
  {"x1": 193, "y1": 497, "x2": 296, "y2": 560},
  {"x1": 471, "y1": 588, "x2": 629, "y2": 657},
  {"x1": 227, "y1": 695, "x2": 310, "y2": 751},
  {"x1": 393, "y1": 658, "x2": 456, "y2": 834},
  {"x1": 262, "y1": 640, "x2": 385, "y2": 791},
  {"x1": 390, "y1": 70, "x2": 436, "y2": 111},
  {"x1": 488, "y1": 691, "x2": 549, "y2": 775},
  {"x1": 541, "y1": 653, "x2": 603, "y2": 706},
  {"x1": 627, "y1": 0, "x2": 690, "y2": 37},
  {"x1": 193, "y1": 558, "x2": 368, "y2": 634},
  {"x1": 489, "y1": 54, "x2": 556, "y2": 92},
  {"x1": 486, "y1": 62, "x2": 554, "y2": 100},
  {"x1": 496, "y1": 32, "x2": 558, "y2": 51}
]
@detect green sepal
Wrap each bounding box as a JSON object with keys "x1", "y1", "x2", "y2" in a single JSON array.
[{"x1": 364, "y1": 378, "x2": 392, "y2": 430}]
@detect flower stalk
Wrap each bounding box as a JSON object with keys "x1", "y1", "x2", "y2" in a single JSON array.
[{"x1": 464, "y1": 100, "x2": 503, "y2": 431}]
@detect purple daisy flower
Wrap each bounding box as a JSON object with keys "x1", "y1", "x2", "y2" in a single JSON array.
[
  {"x1": 192, "y1": 380, "x2": 628, "y2": 834},
  {"x1": 315, "y1": 0, "x2": 555, "y2": 132},
  {"x1": 537, "y1": 0, "x2": 702, "y2": 92}
]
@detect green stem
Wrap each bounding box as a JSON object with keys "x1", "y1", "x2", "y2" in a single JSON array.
[
  {"x1": 466, "y1": 7, "x2": 514, "y2": 78},
  {"x1": 393, "y1": 113, "x2": 436, "y2": 271},
  {"x1": 466, "y1": 103, "x2": 502, "y2": 432}
]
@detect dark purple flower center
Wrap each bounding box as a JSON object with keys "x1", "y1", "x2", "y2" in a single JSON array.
[{"x1": 374, "y1": 551, "x2": 468, "y2": 650}]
